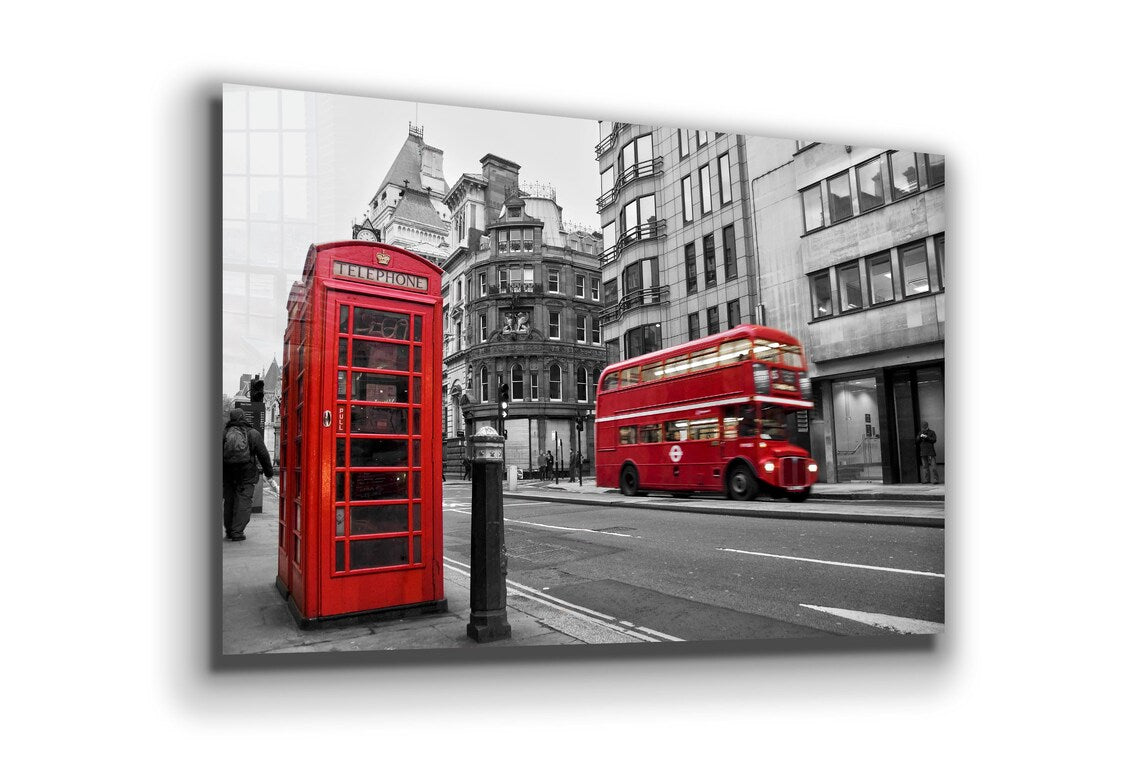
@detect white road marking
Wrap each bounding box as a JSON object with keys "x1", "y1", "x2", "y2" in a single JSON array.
[
  {"x1": 799, "y1": 604, "x2": 944, "y2": 634},
  {"x1": 442, "y1": 556, "x2": 683, "y2": 643},
  {"x1": 716, "y1": 547, "x2": 944, "y2": 578},
  {"x1": 446, "y1": 508, "x2": 633, "y2": 538}
]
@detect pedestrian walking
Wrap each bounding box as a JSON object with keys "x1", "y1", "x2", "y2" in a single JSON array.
[
  {"x1": 222, "y1": 408, "x2": 275, "y2": 541},
  {"x1": 917, "y1": 421, "x2": 940, "y2": 484},
  {"x1": 569, "y1": 450, "x2": 581, "y2": 480},
  {"x1": 544, "y1": 450, "x2": 554, "y2": 480},
  {"x1": 462, "y1": 455, "x2": 471, "y2": 480}
]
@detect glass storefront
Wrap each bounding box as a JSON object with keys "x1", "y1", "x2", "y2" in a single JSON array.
[
  {"x1": 831, "y1": 376, "x2": 883, "y2": 482},
  {"x1": 890, "y1": 364, "x2": 945, "y2": 483}
]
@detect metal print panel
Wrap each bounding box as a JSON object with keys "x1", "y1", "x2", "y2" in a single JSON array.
[{"x1": 221, "y1": 83, "x2": 945, "y2": 653}]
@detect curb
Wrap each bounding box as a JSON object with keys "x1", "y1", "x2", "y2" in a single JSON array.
[{"x1": 503, "y1": 492, "x2": 944, "y2": 529}]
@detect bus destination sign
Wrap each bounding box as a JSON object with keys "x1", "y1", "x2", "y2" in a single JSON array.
[{"x1": 332, "y1": 260, "x2": 428, "y2": 292}]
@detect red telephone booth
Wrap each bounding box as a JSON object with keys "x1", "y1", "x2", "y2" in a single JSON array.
[{"x1": 276, "y1": 241, "x2": 446, "y2": 626}]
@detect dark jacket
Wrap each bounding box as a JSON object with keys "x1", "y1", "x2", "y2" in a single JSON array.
[
  {"x1": 918, "y1": 428, "x2": 938, "y2": 458},
  {"x1": 224, "y1": 418, "x2": 275, "y2": 478}
]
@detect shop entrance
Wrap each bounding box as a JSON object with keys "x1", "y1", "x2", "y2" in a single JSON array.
[{"x1": 890, "y1": 364, "x2": 945, "y2": 483}]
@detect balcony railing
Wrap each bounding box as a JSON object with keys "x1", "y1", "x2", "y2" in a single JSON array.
[
  {"x1": 594, "y1": 122, "x2": 626, "y2": 158},
  {"x1": 599, "y1": 219, "x2": 666, "y2": 266},
  {"x1": 599, "y1": 285, "x2": 671, "y2": 324},
  {"x1": 596, "y1": 157, "x2": 664, "y2": 211},
  {"x1": 488, "y1": 282, "x2": 542, "y2": 296}
]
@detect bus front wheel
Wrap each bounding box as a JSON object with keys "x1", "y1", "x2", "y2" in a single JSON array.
[
  {"x1": 620, "y1": 465, "x2": 641, "y2": 496},
  {"x1": 727, "y1": 465, "x2": 759, "y2": 501}
]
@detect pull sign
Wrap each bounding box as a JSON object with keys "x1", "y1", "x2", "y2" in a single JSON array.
[{"x1": 323, "y1": 410, "x2": 332, "y2": 428}]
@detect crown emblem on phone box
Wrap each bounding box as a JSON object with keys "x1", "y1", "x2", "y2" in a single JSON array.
[{"x1": 376, "y1": 253, "x2": 391, "y2": 265}]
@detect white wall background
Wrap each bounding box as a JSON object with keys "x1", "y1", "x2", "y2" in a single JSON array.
[{"x1": 2, "y1": 1, "x2": 1136, "y2": 756}]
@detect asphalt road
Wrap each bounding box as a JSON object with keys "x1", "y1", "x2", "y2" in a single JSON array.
[{"x1": 442, "y1": 482, "x2": 944, "y2": 641}]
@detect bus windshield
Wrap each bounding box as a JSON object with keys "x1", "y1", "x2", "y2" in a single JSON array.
[
  {"x1": 760, "y1": 404, "x2": 791, "y2": 440},
  {"x1": 754, "y1": 340, "x2": 804, "y2": 368}
]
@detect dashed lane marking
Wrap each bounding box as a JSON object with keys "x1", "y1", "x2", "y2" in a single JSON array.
[
  {"x1": 717, "y1": 547, "x2": 944, "y2": 578},
  {"x1": 799, "y1": 604, "x2": 944, "y2": 634},
  {"x1": 445, "y1": 508, "x2": 634, "y2": 538}
]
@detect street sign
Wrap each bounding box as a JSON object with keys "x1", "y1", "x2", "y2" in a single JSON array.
[{"x1": 669, "y1": 444, "x2": 683, "y2": 463}]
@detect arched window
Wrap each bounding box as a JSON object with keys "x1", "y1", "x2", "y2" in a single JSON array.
[
  {"x1": 549, "y1": 364, "x2": 563, "y2": 401},
  {"x1": 577, "y1": 366, "x2": 589, "y2": 402},
  {"x1": 511, "y1": 364, "x2": 524, "y2": 401},
  {"x1": 480, "y1": 366, "x2": 489, "y2": 403}
]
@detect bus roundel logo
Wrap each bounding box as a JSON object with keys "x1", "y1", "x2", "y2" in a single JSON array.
[{"x1": 669, "y1": 445, "x2": 683, "y2": 463}]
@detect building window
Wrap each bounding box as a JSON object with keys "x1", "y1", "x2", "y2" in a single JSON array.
[
  {"x1": 530, "y1": 371, "x2": 539, "y2": 400},
  {"x1": 934, "y1": 233, "x2": 945, "y2": 288},
  {"x1": 478, "y1": 272, "x2": 487, "y2": 296},
  {"x1": 622, "y1": 194, "x2": 656, "y2": 237},
  {"x1": 727, "y1": 299, "x2": 740, "y2": 328},
  {"x1": 511, "y1": 364, "x2": 524, "y2": 401},
  {"x1": 523, "y1": 264, "x2": 534, "y2": 284},
  {"x1": 456, "y1": 278, "x2": 463, "y2": 303},
  {"x1": 867, "y1": 252, "x2": 894, "y2": 304},
  {"x1": 838, "y1": 262, "x2": 862, "y2": 311},
  {"x1": 856, "y1": 156, "x2": 885, "y2": 212},
  {"x1": 621, "y1": 134, "x2": 654, "y2": 179},
  {"x1": 890, "y1": 151, "x2": 919, "y2": 199},
  {"x1": 722, "y1": 224, "x2": 737, "y2": 281},
  {"x1": 685, "y1": 243, "x2": 698, "y2": 295},
  {"x1": 703, "y1": 234, "x2": 717, "y2": 286},
  {"x1": 688, "y1": 312, "x2": 701, "y2": 340},
  {"x1": 622, "y1": 257, "x2": 661, "y2": 305},
  {"x1": 811, "y1": 272, "x2": 833, "y2": 318},
  {"x1": 498, "y1": 269, "x2": 508, "y2": 291},
  {"x1": 591, "y1": 317, "x2": 601, "y2": 344},
  {"x1": 602, "y1": 222, "x2": 616, "y2": 255},
  {"x1": 604, "y1": 278, "x2": 618, "y2": 307},
  {"x1": 623, "y1": 323, "x2": 661, "y2": 359},
  {"x1": 548, "y1": 309, "x2": 560, "y2": 340},
  {"x1": 600, "y1": 165, "x2": 614, "y2": 199},
  {"x1": 576, "y1": 274, "x2": 586, "y2": 298},
  {"x1": 480, "y1": 366, "x2": 489, "y2": 402},
  {"x1": 900, "y1": 241, "x2": 931, "y2": 296},
  {"x1": 577, "y1": 366, "x2": 589, "y2": 402},
  {"x1": 677, "y1": 129, "x2": 689, "y2": 159},
  {"x1": 706, "y1": 306, "x2": 720, "y2": 336},
  {"x1": 681, "y1": 175, "x2": 693, "y2": 224},
  {"x1": 606, "y1": 339, "x2": 620, "y2": 365},
  {"x1": 478, "y1": 312, "x2": 487, "y2": 342},
  {"x1": 547, "y1": 267, "x2": 560, "y2": 293},
  {"x1": 802, "y1": 184, "x2": 824, "y2": 232},
  {"x1": 828, "y1": 172, "x2": 853, "y2": 223},
  {"x1": 718, "y1": 153, "x2": 732, "y2": 205},
  {"x1": 926, "y1": 153, "x2": 945, "y2": 187},
  {"x1": 590, "y1": 277, "x2": 600, "y2": 301},
  {"x1": 549, "y1": 364, "x2": 562, "y2": 400},
  {"x1": 699, "y1": 164, "x2": 712, "y2": 214},
  {"x1": 697, "y1": 130, "x2": 709, "y2": 147},
  {"x1": 576, "y1": 314, "x2": 587, "y2": 342}
]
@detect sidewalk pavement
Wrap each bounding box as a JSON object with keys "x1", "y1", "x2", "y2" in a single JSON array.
[
  {"x1": 505, "y1": 476, "x2": 944, "y2": 528},
  {"x1": 222, "y1": 486, "x2": 650, "y2": 656}
]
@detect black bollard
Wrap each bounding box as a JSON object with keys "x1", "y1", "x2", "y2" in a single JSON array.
[{"x1": 467, "y1": 427, "x2": 511, "y2": 643}]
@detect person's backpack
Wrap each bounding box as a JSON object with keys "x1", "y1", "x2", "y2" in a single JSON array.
[{"x1": 223, "y1": 425, "x2": 251, "y2": 465}]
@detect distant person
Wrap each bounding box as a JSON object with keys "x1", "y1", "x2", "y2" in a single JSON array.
[
  {"x1": 462, "y1": 454, "x2": 471, "y2": 481},
  {"x1": 918, "y1": 421, "x2": 940, "y2": 484},
  {"x1": 223, "y1": 408, "x2": 274, "y2": 541},
  {"x1": 544, "y1": 450, "x2": 554, "y2": 480},
  {"x1": 570, "y1": 450, "x2": 581, "y2": 480}
]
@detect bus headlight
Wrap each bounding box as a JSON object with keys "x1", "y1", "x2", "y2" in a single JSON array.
[
  {"x1": 807, "y1": 463, "x2": 818, "y2": 473},
  {"x1": 763, "y1": 461, "x2": 776, "y2": 473}
]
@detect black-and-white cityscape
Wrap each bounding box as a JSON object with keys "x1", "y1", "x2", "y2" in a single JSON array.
[{"x1": 222, "y1": 84, "x2": 944, "y2": 652}]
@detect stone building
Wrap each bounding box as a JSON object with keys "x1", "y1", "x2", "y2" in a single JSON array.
[
  {"x1": 441, "y1": 155, "x2": 606, "y2": 476},
  {"x1": 748, "y1": 138, "x2": 945, "y2": 484},
  {"x1": 352, "y1": 124, "x2": 451, "y2": 267},
  {"x1": 594, "y1": 123, "x2": 760, "y2": 364}
]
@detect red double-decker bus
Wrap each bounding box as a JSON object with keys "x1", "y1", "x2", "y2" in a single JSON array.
[{"x1": 595, "y1": 325, "x2": 818, "y2": 501}]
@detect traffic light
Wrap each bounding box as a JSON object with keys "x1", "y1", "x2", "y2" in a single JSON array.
[
  {"x1": 498, "y1": 383, "x2": 509, "y2": 433},
  {"x1": 575, "y1": 416, "x2": 583, "y2": 432}
]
